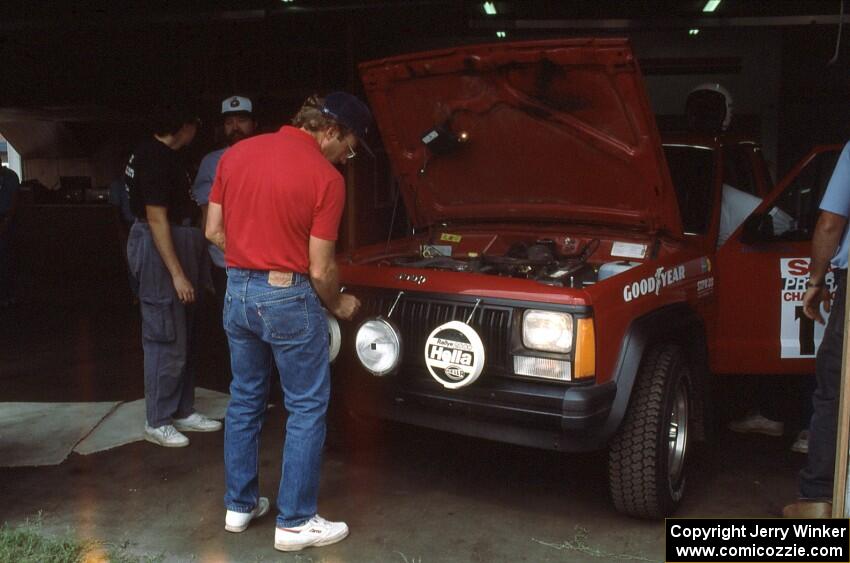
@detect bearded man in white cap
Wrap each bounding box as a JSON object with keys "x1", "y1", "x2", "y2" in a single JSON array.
[{"x1": 193, "y1": 95, "x2": 258, "y2": 303}]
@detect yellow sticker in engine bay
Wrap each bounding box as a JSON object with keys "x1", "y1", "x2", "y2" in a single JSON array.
[{"x1": 440, "y1": 233, "x2": 462, "y2": 243}]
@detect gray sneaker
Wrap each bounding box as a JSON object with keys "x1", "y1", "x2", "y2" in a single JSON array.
[
  {"x1": 791, "y1": 430, "x2": 809, "y2": 453},
  {"x1": 174, "y1": 413, "x2": 222, "y2": 433},
  {"x1": 728, "y1": 413, "x2": 784, "y2": 437},
  {"x1": 144, "y1": 424, "x2": 189, "y2": 447}
]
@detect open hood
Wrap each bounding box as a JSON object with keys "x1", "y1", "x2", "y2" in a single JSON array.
[{"x1": 359, "y1": 38, "x2": 682, "y2": 237}]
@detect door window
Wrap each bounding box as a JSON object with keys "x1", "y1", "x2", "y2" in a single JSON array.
[
  {"x1": 723, "y1": 143, "x2": 759, "y2": 196},
  {"x1": 750, "y1": 150, "x2": 841, "y2": 242},
  {"x1": 663, "y1": 145, "x2": 716, "y2": 235}
]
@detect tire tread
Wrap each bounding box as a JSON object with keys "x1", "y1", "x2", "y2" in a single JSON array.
[{"x1": 608, "y1": 344, "x2": 684, "y2": 518}]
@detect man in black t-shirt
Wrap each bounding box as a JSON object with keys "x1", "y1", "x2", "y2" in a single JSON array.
[{"x1": 126, "y1": 106, "x2": 221, "y2": 448}]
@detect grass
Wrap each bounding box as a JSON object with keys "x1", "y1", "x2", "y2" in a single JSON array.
[{"x1": 0, "y1": 515, "x2": 164, "y2": 563}]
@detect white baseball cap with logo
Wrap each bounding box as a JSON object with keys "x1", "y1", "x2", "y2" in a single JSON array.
[{"x1": 221, "y1": 95, "x2": 253, "y2": 115}]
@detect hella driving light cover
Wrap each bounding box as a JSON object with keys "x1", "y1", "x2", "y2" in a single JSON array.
[
  {"x1": 326, "y1": 311, "x2": 341, "y2": 363},
  {"x1": 522, "y1": 310, "x2": 573, "y2": 353},
  {"x1": 424, "y1": 320, "x2": 486, "y2": 389},
  {"x1": 355, "y1": 318, "x2": 402, "y2": 376}
]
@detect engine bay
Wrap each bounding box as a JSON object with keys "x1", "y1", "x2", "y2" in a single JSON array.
[
  {"x1": 391, "y1": 238, "x2": 600, "y2": 287},
  {"x1": 350, "y1": 230, "x2": 653, "y2": 288}
]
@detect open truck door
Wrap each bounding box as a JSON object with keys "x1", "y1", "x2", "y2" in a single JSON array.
[{"x1": 712, "y1": 145, "x2": 844, "y2": 375}]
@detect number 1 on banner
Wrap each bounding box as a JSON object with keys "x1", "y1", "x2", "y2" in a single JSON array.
[{"x1": 795, "y1": 306, "x2": 817, "y2": 356}]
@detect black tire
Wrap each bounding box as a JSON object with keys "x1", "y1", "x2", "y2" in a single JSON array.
[{"x1": 608, "y1": 343, "x2": 692, "y2": 518}]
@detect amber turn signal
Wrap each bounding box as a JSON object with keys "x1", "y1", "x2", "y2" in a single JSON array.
[{"x1": 573, "y1": 318, "x2": 595, "y2": 379}]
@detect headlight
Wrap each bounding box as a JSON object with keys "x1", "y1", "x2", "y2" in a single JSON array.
[
  {"x1": 326, "y1": 312, "x2": 341, "y2": 363},
  {"x1": 522, "y1": 310, "x2": 573, "y2": 353},
  {"x1": 355, "y1": 318, "x2": 402, "y2": 376}
]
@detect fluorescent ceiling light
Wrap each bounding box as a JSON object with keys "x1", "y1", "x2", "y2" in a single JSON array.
[
  {"x1": 483, "y1": 2, "x2": 497, "y2": 15},
  {"x1": 703, "y1": 0, "x2": 721, "y2": 12},
  {"x1": 496, "y1": 30, "x2": 507, "y2": 38},
  {"x1": 689, "y1": 28, "x2": 700, "y2": 35}
]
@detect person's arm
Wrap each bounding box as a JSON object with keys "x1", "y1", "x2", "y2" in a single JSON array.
[
  {"x1": 199, "y1": 204, "x2": 209, "y2": 233},
  {"x1": 803, "y1": 210, "x2": 847, "y2": 323},
  {"x1": 205, "y1": 202, "x2": 225, "y2": 253},
  {"x1": 309, "y1": 235, "x2": 359, "y2": 320},
  {"x1": 146, "y1": 205, "x2": 195, "y2": 304}
]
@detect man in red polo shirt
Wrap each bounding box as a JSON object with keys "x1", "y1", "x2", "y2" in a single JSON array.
[{"x1": 205, "y1": 92, "x2": 370, "y2": 552}]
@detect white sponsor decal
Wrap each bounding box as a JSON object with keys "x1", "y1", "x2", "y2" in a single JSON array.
[
  {"x1": 697, "y1": 276, "x2": 714, "y2": 297},
  {"x1": 424, "y1": 321, "x2": 485, "y2": 389},
  {"x1": 623, "y1": 265, "x2": 686, "y2": 302},
  {"x1": 780, "y1": 258, "x2": 834, "y2": 358},
  {"x1": 611, "y1": 241, "x2": 648, "y2": 260}
]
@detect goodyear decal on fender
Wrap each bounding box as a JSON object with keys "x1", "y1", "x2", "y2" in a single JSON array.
[
  {"x1": 780, "y1": 258, "x2": 834, "y2": 358},
  {"x1": 623, "y1": 265, "x2": 686, "y2": 302}
]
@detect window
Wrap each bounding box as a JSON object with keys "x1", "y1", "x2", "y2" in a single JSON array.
[
  {"x1": 663, "y1": 145, "x2": 716, "y2": 234},
  {"x1": 722, "y1": 144, "x2": 758, "y2": 196},
  {"x1": 758, "y1": 150, "x2": 841, "y2": 242}
]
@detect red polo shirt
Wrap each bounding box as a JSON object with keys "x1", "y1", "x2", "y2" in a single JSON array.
[{"x1": 209, "y1": 126, "x2": 345, "y2": 273}]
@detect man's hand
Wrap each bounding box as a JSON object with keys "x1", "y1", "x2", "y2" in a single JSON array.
[
  {"x1": 146, "y1": 204, "x2": 195, "y2": 304},
  {"x1": 173, "y1": 274, "x2": 196, "y2": 304},
  {"x1": 332, "y1": 293, "x2": 361, "y2": 321},
  {"x1": 803, "y1": 210, "x2": 847, "y2": 324},
  {"x1": 803, "y1": 285, "x2": 831, "y2": 324}
]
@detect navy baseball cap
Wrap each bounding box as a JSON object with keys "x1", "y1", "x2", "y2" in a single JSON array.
[{"x1": 321, "y1": 91, "x2": 374, "y2": 156}]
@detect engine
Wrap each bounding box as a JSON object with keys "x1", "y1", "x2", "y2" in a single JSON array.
[{"x1": 389, "y1": 239, "x2": 600, "y2": 288}]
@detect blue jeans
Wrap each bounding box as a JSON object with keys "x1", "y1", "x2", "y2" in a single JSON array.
[
  {"x1": 222, "y1": 268, "x2": 330, "y2": 528},
  {"x1": 800, "y1": 269, "x2": 846, "y2": 500}
]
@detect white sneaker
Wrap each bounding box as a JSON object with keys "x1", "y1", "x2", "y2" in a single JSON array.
[
  {"x1": 225, "y1": 497, "x2": 270, "y2": 533},
  {"x1": 728, "y1": 413, "x2": 784, "y2": 437},
  {"x1": 173, "y1": 412, "x2": 222, "y2": 433},
  {"x1": 274, "y1": 514, "x2": 349, "y2": 552},
  {"x1": 144, "y1": 424, "x2": 189, "y2": 447},
  {"x1": 791, "y1": 430, "x2": 809, "y2": 454}
]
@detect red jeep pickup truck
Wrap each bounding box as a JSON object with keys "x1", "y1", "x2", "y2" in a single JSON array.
[{"x1": 329, "y1": 38, "x2": 842, "y2": 518}]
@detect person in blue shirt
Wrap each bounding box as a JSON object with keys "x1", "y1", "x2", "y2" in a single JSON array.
[
  {"x1": 784, "y1": 141, "x2": 850, "y2": 518},
  {"x1": 0, "y1": 163, "x2": 20, "y2": 307},
  {"x1": 192, "y1": 95, "x2": 257, "y2": 305},
  {"x1": 109, "y1": 173, "x2": 139, "y2": 298}
]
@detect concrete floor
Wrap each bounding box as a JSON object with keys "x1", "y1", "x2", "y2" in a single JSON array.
[{"x1": 0, "y1": 206, "x2": 809, "y2": 562}]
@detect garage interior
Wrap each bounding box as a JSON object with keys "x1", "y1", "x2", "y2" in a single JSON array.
[{"x1": 2, "y1": 1, "x2": 850, "y2": 561}]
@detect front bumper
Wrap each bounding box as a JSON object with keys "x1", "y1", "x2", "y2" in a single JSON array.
[{"x1": 336, "y1": 365, "x2": 617, "y2": 452}]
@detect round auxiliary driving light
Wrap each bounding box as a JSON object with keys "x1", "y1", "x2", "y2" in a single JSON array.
[
  {"x1": 424, "y1": 320, "x2": 486, "y2": 389},
  {"x1": 355, "y1": 317, "x2": 402, "y2": 376},
  {"x1": 326, "y1": 311, "x2": 341, "y2": 363}
]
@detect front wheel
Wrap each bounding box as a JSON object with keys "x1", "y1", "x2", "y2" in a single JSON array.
[{"x1": 608, "y1": 344, "x2": 692, "y2": 518}]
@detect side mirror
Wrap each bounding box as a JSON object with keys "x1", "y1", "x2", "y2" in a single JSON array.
[{"x1": 740, "y1": 213, "x2": 774, "y2": 245}]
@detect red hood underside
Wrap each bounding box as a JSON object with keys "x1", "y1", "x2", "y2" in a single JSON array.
[{"x1": 359, "y1": 38, "x2": 682, "y2": 237}]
